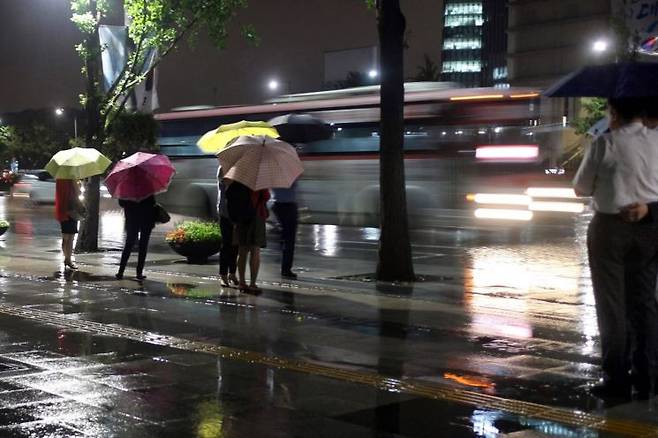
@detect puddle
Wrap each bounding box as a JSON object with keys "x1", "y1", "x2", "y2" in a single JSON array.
[
  {"x1": 166, "y1": 283, "x2": 237, "y2": 299},
  {"x1": 48, "y1": 271, "x2": 118, "y2": 282}
]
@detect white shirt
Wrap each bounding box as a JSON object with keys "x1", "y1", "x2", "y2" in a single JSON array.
[{"x1": 573, "y1": 122, "x2": 658, "y2": 214}]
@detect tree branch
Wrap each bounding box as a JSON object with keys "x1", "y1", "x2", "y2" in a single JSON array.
[
  {"x1": 105, "y1": 14, "x2": 201, "y2": 131},
  {"x1": 103, "y1": 0, "x2": 150, "y2": 114}
]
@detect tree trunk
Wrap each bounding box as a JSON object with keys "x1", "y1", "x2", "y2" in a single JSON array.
[
  {"x1": 76, "y1": 0, "x2": 104, "y2": 253},
  {"x1": 375, "y1": 0, "x2": 415, "y2": 282}
]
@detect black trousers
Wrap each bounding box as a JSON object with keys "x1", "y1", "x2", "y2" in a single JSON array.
[
  {"x1": 219, "y1": 216, "x2": 238, "y2": 275},
  {"x1": 272, "y1": 202, "x2": 298, "y2": 273},
  {"x1": 587, "y1": 213, "x2": 658, "y2": 387},
  {"x1": 118, "y1": 222, "x2": 153, "y2": 276}
]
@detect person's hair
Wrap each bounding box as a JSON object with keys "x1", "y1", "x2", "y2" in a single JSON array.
[
  {"x1": 641, "y1": 98, "x2": 658, "y2": 119},
  {"x1": 608, "y1": 98, "x2": 646, "y2": 121}
]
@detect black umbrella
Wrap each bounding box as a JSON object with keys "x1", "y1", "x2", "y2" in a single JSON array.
[
  {"x1": 268, "y1": 114, "x2": 333, "y2": 143},
  {"x1": 543, "y1": 62, "x2": 658, "y2": 98}
]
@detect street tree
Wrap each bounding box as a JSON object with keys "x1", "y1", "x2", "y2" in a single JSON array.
[
  {"x1": 414, "y1": 54, "x2": 440, "y2": 82},
  {"x1": 0, "y1": 124, "x2": 68, "y2": 170},
  {"x1": 368, "y1": 0, "x2": 415, "y2": 282},
  {"x1": 70, "y1": 0, "x2": 252, "y2": 251}
]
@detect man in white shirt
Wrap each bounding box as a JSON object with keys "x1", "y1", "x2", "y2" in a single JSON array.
[{"x1": 574, "y1": 98, "x2": 658, "y2": 401}]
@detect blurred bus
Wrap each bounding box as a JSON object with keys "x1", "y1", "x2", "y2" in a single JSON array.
[{"x1": 154, "y1": 82, "x2": 583, "y2": 228}]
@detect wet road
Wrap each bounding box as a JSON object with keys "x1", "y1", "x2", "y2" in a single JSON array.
[{"x1": 0, "y1": 196, "x2": 655, "y2": 437}]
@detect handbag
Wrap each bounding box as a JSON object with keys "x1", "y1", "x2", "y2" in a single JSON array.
[
  {"x1": 67, "y1": 197, "x2": 88, "y2": 221},
  {"x1": 153, "y1": 203, "x2": 170, "y2": 224}
]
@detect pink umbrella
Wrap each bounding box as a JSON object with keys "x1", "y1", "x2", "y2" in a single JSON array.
[{"x1": 105, "y1": 152, "x2": 176, "y2": 201}]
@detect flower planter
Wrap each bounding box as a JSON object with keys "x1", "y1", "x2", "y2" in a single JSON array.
[{"x1": 168, "y1": 240, "x2": 221, "y2": 264}]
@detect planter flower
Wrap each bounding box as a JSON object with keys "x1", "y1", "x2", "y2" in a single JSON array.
[
  {"x1": 0, "y1": 220, "x2": 8, "y2": 237},
  {"x1": 165, "y1": 221, "x2": 222, "y2": 264}
]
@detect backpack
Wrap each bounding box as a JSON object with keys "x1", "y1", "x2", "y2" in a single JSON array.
[{"x1": 226, "y1": 181, "x2": 256, "y2": 224}]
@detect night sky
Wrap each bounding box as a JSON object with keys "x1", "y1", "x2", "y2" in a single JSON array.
[{"x1": 0, "y1": 0, "x2": 442, "y2": 113}]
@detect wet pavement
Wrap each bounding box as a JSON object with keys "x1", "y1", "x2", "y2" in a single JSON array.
[{"x1": 0, "y1": 196, "x2": 656, "y2": 437}]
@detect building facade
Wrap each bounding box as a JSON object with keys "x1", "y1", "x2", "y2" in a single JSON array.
[
  {"x1": 440, "y1": 0, "x2": 508, "y2": 87},
  {"x1": 507, "y1": 0, "x2": 612, "y2": 123},
  {"x1": 507, "y1": 0, "x2": 612, "y2": 88},
  {"x1": 0, "y1": 0, "x2": 446, "y2": 113}
]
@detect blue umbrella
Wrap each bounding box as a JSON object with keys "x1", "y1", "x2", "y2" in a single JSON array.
[{"x1": 543, "y1": 62, "x2": 658, "y2": 98}]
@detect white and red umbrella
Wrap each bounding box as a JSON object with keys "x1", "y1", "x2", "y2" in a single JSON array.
[
  {"x1": 216, "y1": 135, "x2": 303, "y2": 191},
  {"x1": 105, "y1": 152, "x2": 175, "y2": 201}
]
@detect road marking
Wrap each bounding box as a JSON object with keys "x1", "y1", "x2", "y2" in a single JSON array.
[{"x1": 0, "y1": 303, "x2": 654, "y2": 436}]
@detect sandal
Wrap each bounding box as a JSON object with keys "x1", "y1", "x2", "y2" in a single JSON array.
[
  {"x1": 64, "y1": 261, "x2": 78, "y2": 270},
  {"x1": 238, "y1": 283, "x2": 249, "y2": 292}
]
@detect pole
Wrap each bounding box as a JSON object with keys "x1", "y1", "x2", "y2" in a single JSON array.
[{"x1": 74, "y1": 116, "x2": 78, "y2": 139}]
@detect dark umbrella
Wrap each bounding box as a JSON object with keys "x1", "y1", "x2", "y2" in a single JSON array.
[
  {"x1": 268, "y1": 114, "x2": 333, "y2": 143},
  {"x1": 543, "y1": 62, "x2": 658, "y2": 98}
]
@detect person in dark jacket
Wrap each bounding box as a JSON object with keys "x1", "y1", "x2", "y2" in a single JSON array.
[
  {"x1": 217, "y1": 167, "x2": 239, "y2": 287},
  {"x1": 271, "y1": 180, "x2": 299, "y2": 279},
  {"x1": 116, "y1": 195, "x2": 156, "y2": 280}
]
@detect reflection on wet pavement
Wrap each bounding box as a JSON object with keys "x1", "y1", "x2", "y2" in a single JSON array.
[{"x1": 0, "y1": 198, "x2": 656, "y2": 436}]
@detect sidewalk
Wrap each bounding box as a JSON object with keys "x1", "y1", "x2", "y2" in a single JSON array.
[{"x1": 0, "y1": 221, "x2": 656, "y2": 436}]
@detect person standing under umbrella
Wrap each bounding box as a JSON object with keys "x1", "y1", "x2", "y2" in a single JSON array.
[
  {"x1": 574, "y1": 98, "x2": 658, "y2": 400},
  {"x1": 227, "y1": 181, "x2": 269, "y2": 293},
  {"x1": 217, "y1": 166, "x2": 239, "y2": 287},
  {"x1": 104, "y1": 152, "x2": 176, "y2": 281},
  {"x1": 218, "y1": 135, "x2": 304, "y2": 292},
  {"x1": 271, "y1": 179, "x2": 299, "y2": 279},
  {"x1": 116, "y1": 195, "x2": 156, "y2": 280},
  {"x1": 54, "y1": 179, "x2": 82, "y2": 270}
]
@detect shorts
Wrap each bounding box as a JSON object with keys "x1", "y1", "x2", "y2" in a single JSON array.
[
  {"x1": 234, "y1": 217, "x2": 266, "y2": 248},
  {"x1": 60, "y1": 219, "x2": 78, "y2": 234}
]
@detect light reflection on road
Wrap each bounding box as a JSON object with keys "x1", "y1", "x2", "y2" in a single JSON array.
[{"x1": 464, "y1": 239, "x2": 597, "y2": 344}]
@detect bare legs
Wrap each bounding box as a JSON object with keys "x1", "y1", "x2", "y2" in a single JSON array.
[
  {"x1": 61, "y1": 233, "x2": 75, "y2": 268},
  {"x1": 237, "y1": 246, "x2": 261, "y2": 292}
]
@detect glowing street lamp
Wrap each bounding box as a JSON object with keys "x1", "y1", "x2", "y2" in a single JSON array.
[
  {"x1": 368, "y1": 69, "x2": 378, "y2": 79},
  {"x1": 267, "y1": 79, "x2": 279, "y2": 91},
  {"x1": 592, "y1": 39, "x2": 608, "y2": 54},
  {"x1": 54, "y1": 107, "x2": 77, "y2": 139}
]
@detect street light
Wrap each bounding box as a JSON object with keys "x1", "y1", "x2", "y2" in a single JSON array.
[
  {"x1": 268, "y1": 79, "x2": 279, "y2": 91},
  {"x1": 592, "y1": 39, "x2": 609, "y2": 53},
  {"x1": 54, "y1": 107, "x2": 77, "y2": 139},
  {"x1": 368, "y1": 69, "x2": 378, "y2": 79}
]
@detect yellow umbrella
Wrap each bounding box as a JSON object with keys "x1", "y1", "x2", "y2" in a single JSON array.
[{"x1": 196, "y1": 120, "x2": 279, "y2": 154}]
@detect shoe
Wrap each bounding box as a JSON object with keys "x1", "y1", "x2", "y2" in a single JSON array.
[
  {"x1": 238, "y1": 283, "x2": 249, "y2": 292},
  {"x1": 228, "y1": 273, "x2": 240, "y2": 286},
  {"x1": 220, "y1": 275, "x2": 230, "y2": 287},
  {"x1": 64, "y1": 261, "x2": 78, "y2": 270},
  {"x1": 115, "y1": 273, "x2": 124, "y2": 280},
  {"x1": 246, "y1": 284, "x2": 263, "y2": 294},
  {"x1": 281, "y1": 271, "x2": 298, "y2": 279},
  {"x1": 135, "y1": 274, "x2": 147, "y2": 281},
  {"x1": 590, "y1": 382, "x2": 632, "y2": 401}
]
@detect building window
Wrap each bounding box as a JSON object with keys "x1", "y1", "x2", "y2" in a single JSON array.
[
  {"x1": 442, "y1": 61, "x2": 482, "y2": 73},
  {"x1": 493, "y1": 66, "x2": 508, "y2": 80},
  {"x1": 443, "y1": 38, "x2": 482, "y2": 50},
  {"x1": 444, "y1": 14, "x2": 484, "y2": 27},
  {"x1": 445, "y1": 3, "x2": 483, "y2": 16}
]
